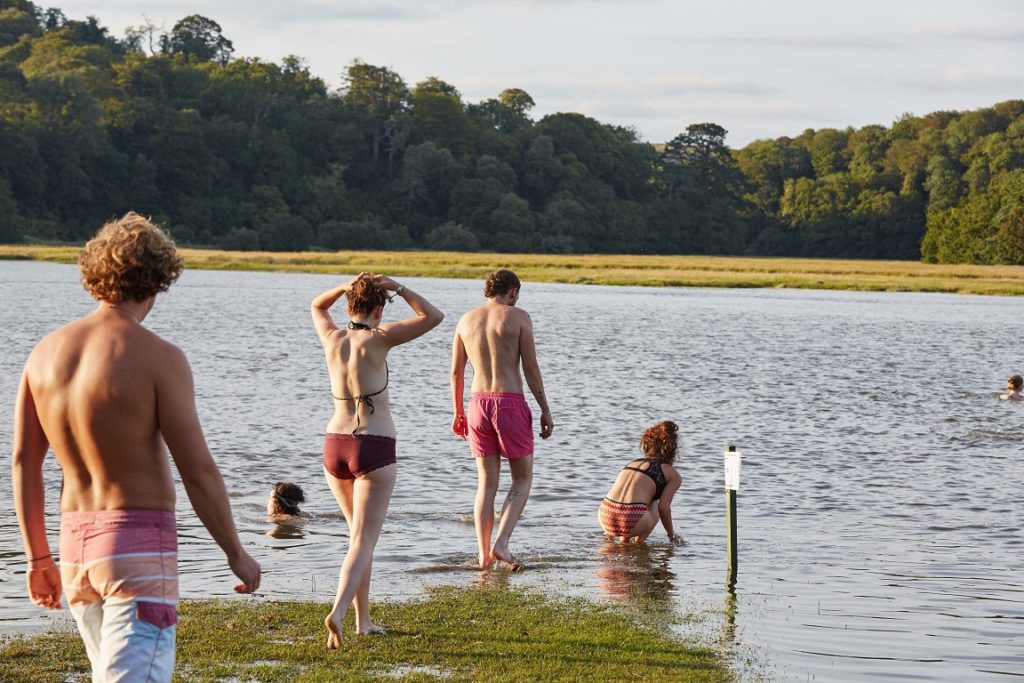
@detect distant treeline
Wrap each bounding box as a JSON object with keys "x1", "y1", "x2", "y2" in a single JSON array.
[{"x1": 1, "y1": 2, "x2": 1022, "y2": 262}]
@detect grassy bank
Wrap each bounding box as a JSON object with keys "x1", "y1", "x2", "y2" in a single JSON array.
[
  {"x1": 4, "y1": 244, "x2": 1024, "y2": 295},
  {"x1": 0, "y1": 586, "x2": 730, "y2": 682}
]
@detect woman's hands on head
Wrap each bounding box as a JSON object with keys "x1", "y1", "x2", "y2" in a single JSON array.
[
  {"x1": 370, "y1": 275, "x2": 401, "y2": 292},
  {"x1": 340, "y1": 272, "x2": 370, "y2": 292}
]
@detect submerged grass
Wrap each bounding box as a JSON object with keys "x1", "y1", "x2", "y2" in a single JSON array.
[
  {"x1": 0, "y1": 586, "x2": 731, "y2": 682},
  {"x1": 4, "y1": 243, "x2": 1024, "y2": 295}
]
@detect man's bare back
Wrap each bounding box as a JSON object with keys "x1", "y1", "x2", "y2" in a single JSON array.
[
  {"x1": 456, "y1": 301, "x2": 531, "y2": 394},
  {"x1": 25, "y1": 307, "x2": 180, "y2": 512}
]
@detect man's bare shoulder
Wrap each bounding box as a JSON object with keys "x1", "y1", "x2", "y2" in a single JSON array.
[{"x1": 456, "y1": 305, "x2": 488, "y2": 328}]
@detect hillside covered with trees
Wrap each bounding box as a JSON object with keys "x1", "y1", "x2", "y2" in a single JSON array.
[{"x1": 1, "y1": 1, "x2": 1022, "y2": 262}]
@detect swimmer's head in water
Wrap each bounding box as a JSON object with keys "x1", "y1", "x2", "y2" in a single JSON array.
[
  {"x1": 79, "y1": 212, "x2": 183, "y2": 303},
  {"x1": 268, "y1": 481, "x2": 305, "y2": 517},
  {"x1": 1009, "y1": 375, "x2": 1023, "y2": 391},
  {"x1": 346, "y1": 274, "x2": 388, "y2": 317},
  {"x1": 484, "y1": 269, "x2": 521, "y2": 300},
  {"x1": 640, "y1": 420, "x2": 678, "y2": 463}
]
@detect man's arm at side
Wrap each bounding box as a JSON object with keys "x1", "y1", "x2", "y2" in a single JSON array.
[
  {"x1": 157, "y1": 345, "x2": 260, "y2": 593},
  {"x1": 450, "y1": 324, "x2": 469, "y2": 439},
  {"x1": 519, "y1": 314, "x2": 554, "y2": 438},
  {"x1": 12, "y1": 368, "x2": 62, "y2": 608}
]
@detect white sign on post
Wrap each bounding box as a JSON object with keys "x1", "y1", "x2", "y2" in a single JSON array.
[{"x1": 724, "y1": 449, "x2": 741, "y2": 491}]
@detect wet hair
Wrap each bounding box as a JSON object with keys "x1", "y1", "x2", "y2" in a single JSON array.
[
  {"x1": 79, "y1": 212, "x2": 183, "y2": 303},
  {"x1": 1009, "y1": 375, "x2": 1023, "y2": 391},
  {"x1": 640, "y1": 421, "x2": 678, "y2": 463},
  {"x1": 484, "y1": 269, "x2": 521, "y2": 298},
  {"x1": 269, "y1": 482, "x2": 305, "y2": 517},
  {"x1": 345, "y1": 274, "x2": 388, "y2": 316}
]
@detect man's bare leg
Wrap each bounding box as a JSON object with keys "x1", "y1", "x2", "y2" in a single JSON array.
[
  {"x1": 491, "y1": 455, "x2": 533, "y2": 568},
  {"x1": 474, "y1": 456, "x2": 500, "y2": 568},
  {"x1": 324, "y1": 465, "x2": 396, "y2": 649}
]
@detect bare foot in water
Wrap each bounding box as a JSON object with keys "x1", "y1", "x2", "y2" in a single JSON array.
[
  {"x1": 478, "y1": 552, "x2": 493, "y2": 570},
  {"x1": 357, "y1": 622, "x2": 387, "y2": 635},
  {"x1": 325, "y1": 613, "x2": 344, "y2": 650},
  {"x1": 491, "y1": 542, "x2": 520, "y2": 570}
]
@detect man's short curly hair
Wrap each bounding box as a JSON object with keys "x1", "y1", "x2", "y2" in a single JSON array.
[
  {"x1": 79, "y1": 213, "x2": 183, "y2": 303},
  {"x1": 484, "y1": 269, "x2": 521, "y2": 298}
]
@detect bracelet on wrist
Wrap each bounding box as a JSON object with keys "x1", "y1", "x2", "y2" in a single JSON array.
[
  {"x1": 29, "y1": 553, "x2": 52, "y2": 563},
  {"x1": 396, "y1": 285, "x2": 406, "y2": 296}
]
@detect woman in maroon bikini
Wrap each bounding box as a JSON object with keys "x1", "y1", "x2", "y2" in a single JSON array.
[{"x1": 311, "y1": 272, "x2": 443, "y2": 649}]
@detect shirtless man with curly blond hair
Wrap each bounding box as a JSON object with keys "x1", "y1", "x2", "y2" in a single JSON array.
[{"x1": 12, "y1": 212, "x2": 260, "y2": 682}]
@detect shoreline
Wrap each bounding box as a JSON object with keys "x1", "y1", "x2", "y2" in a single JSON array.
[
  {"x1": 4, "y1": 244, "x2": 1024, "y2": 295},
  {"x1": 0, "y1": 587, "x2": 733, "y2": 682}
]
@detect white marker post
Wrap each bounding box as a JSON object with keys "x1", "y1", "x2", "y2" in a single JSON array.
[{"x1": 724, "y1": 445, "x2": 741, "y2": 591}]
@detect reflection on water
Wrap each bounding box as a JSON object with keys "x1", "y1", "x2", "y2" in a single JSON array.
[
  {"x1": 721, "y1": 590, "x2": 737, "y2": 646},
  {"x1": 2, "y1": 262, "x2": 1023, "y2": 680},
  {"x1": 596, "y1": 541, "x2": 677, "y2": 610},
  {"x1": 266, "y1": 522, "x2": 307, "y2": 540}
]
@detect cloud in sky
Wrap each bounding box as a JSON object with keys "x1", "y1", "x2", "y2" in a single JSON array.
[{"x1": 53, "y1": 0, "x2": 1024, "y2": 146}]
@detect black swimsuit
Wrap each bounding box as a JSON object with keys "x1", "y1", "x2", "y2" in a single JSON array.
[{"x1": 622, "y1": 458, "x2": 668, "y2": 501}]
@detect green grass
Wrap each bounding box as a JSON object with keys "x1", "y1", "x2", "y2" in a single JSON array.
[
  {"x1": 0, "y1": 586, "x2": 731, "y2": 682},
  {"x1": 5, "y1": 243, "x2": 1024, "y2": 295}
]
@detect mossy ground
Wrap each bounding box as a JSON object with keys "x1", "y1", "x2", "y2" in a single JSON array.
[
  {"x1": 4, "y1": 244, "x2": 1024, "y2": 295},
  {"x1": 0, "y1": 586, "x2": 732, "y2": 682}
]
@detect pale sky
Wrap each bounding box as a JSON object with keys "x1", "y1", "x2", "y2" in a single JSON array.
[{"x1": 56, "y1": 0, "x2": 1024, "y2": 147}]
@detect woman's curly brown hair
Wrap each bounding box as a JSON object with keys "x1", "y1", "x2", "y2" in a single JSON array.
[
  {"x1": 640, "y1": 420, "x2": 678, "y2": 463},
  {"x1": 345, "y1": 274, "x2": 388, "y2": 316},
  {"x1": 79, "y1": 213, "x2": 183, "y2": 302},
  {"x1": 484, "y1": 269, "x2": 521, "y2": 298}
]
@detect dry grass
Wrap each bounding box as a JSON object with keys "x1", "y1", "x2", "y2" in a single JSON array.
[{"x1": 4, "y1": 244, "x2": 1024, "y2": 295}]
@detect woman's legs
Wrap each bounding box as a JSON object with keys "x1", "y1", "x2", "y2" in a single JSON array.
[
  {"x1": 627, "y1": 504, "x2": 661, "y2": 543},
  {"x1": 323, "y1": 471, "x2": 378, "y2": 634},
  {"x1": 324, "y1": 463, "x2": 396, "y2": 648}
]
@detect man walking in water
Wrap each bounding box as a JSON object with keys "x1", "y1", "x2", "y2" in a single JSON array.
[
  {"x1": 12, "y1": 213, "x2": 261, "y2": 682},
  {"x1": 451, "y1": 269, "x2": 554, "y2": 568}
]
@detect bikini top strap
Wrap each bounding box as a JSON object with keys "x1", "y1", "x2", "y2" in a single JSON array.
[{"x1": 331, "y1": 363, "x2": 390, "y2": 434}]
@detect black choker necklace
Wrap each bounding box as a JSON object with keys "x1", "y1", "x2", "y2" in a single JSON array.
[{"x1": 348, "y1": 321, "x2": 372, "y2": 330}]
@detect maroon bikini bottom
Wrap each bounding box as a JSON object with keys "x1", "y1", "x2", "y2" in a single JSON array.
[{"x1": 323, "y1": 433, "x2": 396, "y2": 480}]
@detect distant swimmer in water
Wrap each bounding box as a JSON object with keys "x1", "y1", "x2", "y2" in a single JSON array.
[
  {"x1": 1000, "y1": 375, "x2": 1023, "y2": 401},
  {"x1": 599, "y1": 421, "x2": 685, "y2": 546},
  {"x1": 267, "y1": 482, "x2": 309, "y2": 522}
]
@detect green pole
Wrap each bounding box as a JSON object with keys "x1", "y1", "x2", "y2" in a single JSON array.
[{"x1": 726, "y1": 444, "x2": 738, "y2": 591}]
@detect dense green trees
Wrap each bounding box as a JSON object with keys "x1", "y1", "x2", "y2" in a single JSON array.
[{"x1": 1, "y1": 2, "x2": 1022, "y2": 262}]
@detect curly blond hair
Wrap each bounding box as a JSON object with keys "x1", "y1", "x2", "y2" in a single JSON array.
[{"x1": 79, "y1": 213, "x2": 183, "y2": 302}]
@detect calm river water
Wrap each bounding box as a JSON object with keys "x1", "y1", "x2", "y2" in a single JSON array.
[{"x1": 1, "y1": 261, "x2": 1022, "y2": 681}]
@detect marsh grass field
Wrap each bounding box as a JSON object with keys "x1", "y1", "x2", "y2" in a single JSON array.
[
  {"x1": 4, "y1": 244, "x2": 1024, "y2": 295},
  {"x1": 0, "y1": 587, "x2": 731, "y2": 683}
]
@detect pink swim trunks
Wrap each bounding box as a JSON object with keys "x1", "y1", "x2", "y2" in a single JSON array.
[{"x1": 468, "y1": 392, "x2": 534, "y2": 459}]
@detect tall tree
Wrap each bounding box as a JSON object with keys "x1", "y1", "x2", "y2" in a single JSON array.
[
  {"x1": 341, "y1": 60, "x2": 408, "y2": 178},
  {"x1": 160, "y1": 15, "x2": 233, "y2": 65}
]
